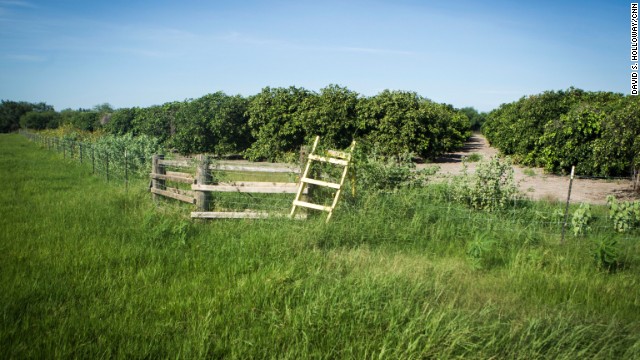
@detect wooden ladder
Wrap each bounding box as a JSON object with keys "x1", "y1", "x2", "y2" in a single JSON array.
[{"x1": 290, "y1": 136, "x2": 356, "y2": 223}]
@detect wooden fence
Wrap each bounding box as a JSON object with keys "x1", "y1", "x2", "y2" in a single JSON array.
[{"x1": 150, "y1": 155, "x2": 306, "y2": 219}]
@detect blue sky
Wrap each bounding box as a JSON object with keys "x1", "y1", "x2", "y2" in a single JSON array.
[{"x1": 0, "y1": 0, "x2": 631, "y2": 112}]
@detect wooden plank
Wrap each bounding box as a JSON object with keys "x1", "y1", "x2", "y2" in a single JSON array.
[
  {"x1": 166, "y1": 170, "x2": 192, "y2": 178},
  {"x1": 210, "y1": 164, "x2": 300, "y2": 173},
  {"x1": 191, "y1": 211, "x2": 307, "y2": 220},
  {"x1": 158, "y1": 159, "x2": 192, "y2": 167},
  {"x1": 327, "y1": 149, "x2": 351, "y2": 160},
  {"x1": 308, "y1": 154, "x2": 348, "y2": 166},
  {"x1": 301, "y1": 177, "x2": 340, "y2": 189},
  {"x1": 151, "y1": 187, "x2": 196, "y2": 204},
  {"x1": 292, "y1": 200, "x2": 331, "y2": 212},
  {"x1": 192, "y1": 182, "x2": 303, "y2": 193},
  {"x1": 150, "y1": 173, "x2": 194, "y2": 184},
  {"x1": 159, "y1": 158, "x2": 299, "y2": 173}
]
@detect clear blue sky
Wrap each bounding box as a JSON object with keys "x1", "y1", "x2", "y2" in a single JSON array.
[{"x1": 0, "y1": 0, "x2": 631, "y2": 112}]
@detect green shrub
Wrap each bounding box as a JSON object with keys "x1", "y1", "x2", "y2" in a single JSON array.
[
  {"x1": 591, "y1": 236, "x2": 620, "y2": 271},
  {"x1": 571, "y1": 203, "x2": 593, "y2": 237},
  {"x1": 607, "y1": 196, "x2": 640, "y2": 233},
  {"x1": 351, "y1": 142, "x2": 438, "y2": 191},
  {"x1": 466, "y1": 234, "x2": 498, "y2": 270},
  {"x1": 450, "y1": 156, "x2": 520, "y2": 211}
]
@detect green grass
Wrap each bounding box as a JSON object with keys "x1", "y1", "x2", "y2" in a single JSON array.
[
  {"x1": 1, "y1": 134, "x2": 639, "y2": 358},
  {"x1": 464, "y1": 153, "x2": 483, "y2": 162}
]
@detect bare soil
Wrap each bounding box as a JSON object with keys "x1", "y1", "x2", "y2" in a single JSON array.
[{"x1": 419, "y1": 133, "x2": 638, "y2": 205}]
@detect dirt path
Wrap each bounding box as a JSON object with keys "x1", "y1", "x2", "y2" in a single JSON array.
[{"x1": 418, "y1": 133, "x2": 638, "y2": 204}]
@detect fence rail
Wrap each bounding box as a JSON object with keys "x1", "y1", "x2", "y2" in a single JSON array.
[
  {"x1": 19, "y1": 130, "x2": 640, "y2": 237},
  {"x1": 150, "y1": 153, "x2": 307, "y2": 219}
]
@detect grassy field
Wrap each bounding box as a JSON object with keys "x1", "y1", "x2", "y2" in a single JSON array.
[{"x1": 1, "y1": 134, "x2": 639, "y2": 358}]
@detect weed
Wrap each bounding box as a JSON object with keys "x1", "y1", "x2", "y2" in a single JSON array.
[
  {"x1": 571, "y1": 203, "x2": 593, "y2": 237},
  {"x1": 464, "y1": 153, "x2": 482, "y2": 162},
  {"x1": 591, "y1": 236, "x2": 620, "y2": 271},
  {"x1": 607, "y1": 195, "x2": 640, "y2": 233},
  {"x1": 466, "y1": 234, "x2": 497, "y2": 269},
  {"x1": 450, "y1": 156, "x2": 520, "y2": 211}
]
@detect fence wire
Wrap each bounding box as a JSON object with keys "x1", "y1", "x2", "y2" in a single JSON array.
[{"x1": 21, "y1": 130, "x2": 640, "y2": 240}]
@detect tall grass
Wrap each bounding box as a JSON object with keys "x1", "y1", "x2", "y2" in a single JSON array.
[{"x1": 1, "y1": 134, "x2": 639, "y2": 358}]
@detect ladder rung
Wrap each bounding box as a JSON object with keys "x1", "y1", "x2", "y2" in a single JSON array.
[
  {"x1": 327, "y1": 149, "x2": 351, "y2": 160},
  {"x1": 293, "y1": 200, "x2": 331, "y2": 212},
  {"x1": 301, "y1": 177, "x2": 341, "y2": 189},
  {"x1": 308, "y1": 154, "x2": 348, "y2": 166}
]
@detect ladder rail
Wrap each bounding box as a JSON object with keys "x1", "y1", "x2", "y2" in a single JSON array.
[
  {"x1": 290, "y1": 136, "x2": 320, "y2": 217},
  {"x1": 291, "y1": 137, "x2": 356, "y2": 223}
]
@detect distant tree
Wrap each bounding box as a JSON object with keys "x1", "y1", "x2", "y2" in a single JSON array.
[
  {"x1": 131, "y1": 102, "x2": 182, "y2": 143},
  {"x1": 0, "y1": 101, "x2": 53, "y2": 132},
  {"x1": 483, "y1": 88, "x2": 588, "y2": 165},
  {"x1": 356, "y1": 90, "x2": 470, "y2": 159},
  {"x1": 459, "y1": 107, "x2": 486, "y2": 131},
  {"x1": 59, "y1": 109, "x2": 100, "y2": 131},
  {"x1": 105, "y1": 107, "x2": 137, "y2": 135},
  {"x1": 245, "y1": 86, "x2": 312, "y2": 161},
  {"x1": 93, "y1": 103, "x2": 114, "y2": 113},
  {"x1": 298, "y1": 84, "x2": 360, "y2": 149},
  {"x1": 483, "y1": 88, "x2": 635, "y2": 176},
  {"x1": 19, "y1": 111, "x2": 60, "y2": 130},
  {"x1": 172, "y1": 92, "x2": 251, "y2": 155}
]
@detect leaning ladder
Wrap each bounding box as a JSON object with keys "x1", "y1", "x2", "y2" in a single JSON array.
[{"x1": 290, "y1": 136, "x2": 356, "y2": 223}]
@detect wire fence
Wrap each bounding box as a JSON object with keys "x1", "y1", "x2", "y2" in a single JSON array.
[
  {"x1": 20, "y1": 130, "x2": 159, "y2": 189},
  {"x1": 20, "y1": 130, "x2": 640, "y2": 241}
]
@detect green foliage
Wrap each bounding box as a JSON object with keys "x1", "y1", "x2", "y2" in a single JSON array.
[
  {"x1": 0, "y1": 100, "x2": 45, "y2": 133},
  {"x1": 466, "y1": 234, "x2": 497, "y2": 269},
  {"x1": 59, "y1": 109, "x2": 102, "y2": 131},
  {"x1": 92, "y1": 133, "x2": 164, "y2": 177},
  {"x1": 171, "y1": 92, "x2": 251, "y2": 155},
  {"x1": 356, "y1": 90, "x2": 470, "y2": 159},
  {"x1": 19, "y1": 111, "x2": 60, "y2": 130},
  {"x1": 591, "y1": 236, "x2": 620, "y2": 271},
  {"x1": 131, "y1": 102, "x2": 182, "y2": 143},
  {"x1": 459, "y1": 106, "x2": 486, "y2": 131},
  {"x1": 465, "y1": 153, "x2": 482, "y2": 162},
  {"x1": 351, "y1": 142, "x2": 438, "y2": 191},
  {"x1": 483, "y1": 88, "x2": 587, "y2": 165},
  {"x1": 571, "y1": 203, "x2": 593, "y2": 237},
  {"x1": 298, "y1": 84, "x2": 360, "y2": 149},
  {"x1": 244, "y1": 86, "x2": 470, "y2": 161},
  {"x1": 484, "y1": 88, "x2": 636, "y2": 176},
  {"x1": 607, "y1": 196, "x2": 640, "y2": 233},
  {"x1": 245, "y1": 86, "x2": 313, "y2": 161},
  {"x1": 105, "y1": 107, "x2": 137, "y2": 135},
  {"x1": 450, "y1": 156, "x2": 520, "y2": 211}
]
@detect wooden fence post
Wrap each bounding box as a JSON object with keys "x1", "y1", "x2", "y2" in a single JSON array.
[
  {"x1": 152, "y1": 154, "x2": 165, "y2": 201},
  {"x1": 195, "y1": 155, "x2": 212, "y2": 212}
]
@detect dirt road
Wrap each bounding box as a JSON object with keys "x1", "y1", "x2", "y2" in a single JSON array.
[{"x1": 419, "y1": 134, "x2": 637, "y2": 204}]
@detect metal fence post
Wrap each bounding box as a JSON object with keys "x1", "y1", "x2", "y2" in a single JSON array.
[{"x1": 561, "y1": 166, "x2": 575, "y2": 244}]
